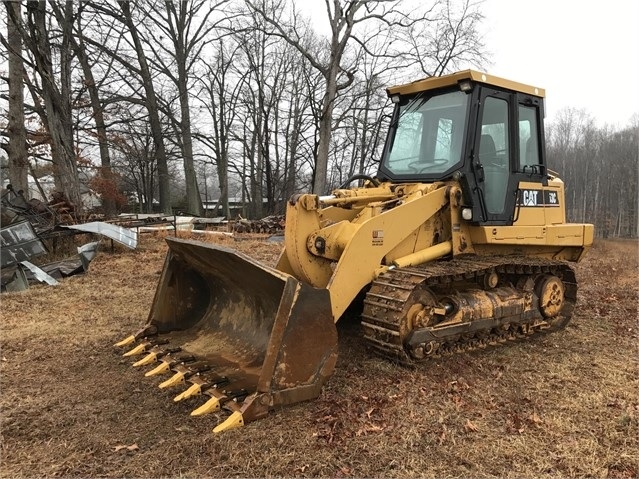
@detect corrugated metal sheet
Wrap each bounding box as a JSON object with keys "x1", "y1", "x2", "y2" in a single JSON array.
[{"x1": 62, "y1": 222, "x2": 137, "y2": 249}]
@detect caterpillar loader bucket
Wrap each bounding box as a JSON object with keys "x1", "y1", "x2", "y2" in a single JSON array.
[{"x1": 115, "y1": 237, "x2": 337, "y2": 433}]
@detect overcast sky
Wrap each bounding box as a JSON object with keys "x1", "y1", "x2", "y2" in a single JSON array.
[
  {"x1": 304, "y1": 0, "x2": 638, "y2": 128},
  {"x1": 483, "y1": 0, "x2": 639, "y2": 126}
]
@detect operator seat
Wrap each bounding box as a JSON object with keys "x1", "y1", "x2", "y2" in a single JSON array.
[{"x1": 479, "y1": 134, "x2": 496, "y2": 161}]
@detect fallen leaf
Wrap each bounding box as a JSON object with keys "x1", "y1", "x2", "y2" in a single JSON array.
[
  {"x1": 356, "y1": 424, "x2": 384, "y2": 436},
  {"x1": 528, "y1": 412, "x2": 543, "y2": 425},
  {"x1": 114, "y1": 443, "x2": 139, "y2": 452},
  {"x1": 438, "y1": 426, "x2": 447, "y2": 445},
  {"x1": 464, "y1": 419, "x2": 478, "y2": 432},
  {"x1": 457, "y1": 377, "x2": 470, "y2": 389},
  {"x1": 510, "y1": 413, "x2": 525, "y2": 434}
]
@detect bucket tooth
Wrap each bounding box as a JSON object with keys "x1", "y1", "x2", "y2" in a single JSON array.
[
  {"x1": 114, "y1": 335, "x2": 135, "y2": 347},
  {"x1": 159, "y1": 371, "x2": 185, "y2": 389},
  {"x1": 133, "y1": 346, "x2": 181, "y2": 367},
  {"x1": 144, "y1": 354, "x2": 195, "y2": 377},
  {"x1": 133, "y1": 351, "x2": 158, "y2": 367},
  {"x1": 145, "y1": 361, "x2": 171, "y2": 377},
  {"x1": 213, "y1": 411, "x2": 244, "y2": 433},
  {"x1": 174, "y1": 383, "x2": 201, "y2": 402},
  {"x1": 123, "y1": 343, "x2": 147, "y2": 357},
  {"x1": 191, "y1": 396, "x2": 221, "y2": 416},
  {"x1": 115, "y1": 326, "x2": 161, "y2": 349},
  {"x1": 174, "y1": 374, "x2": 229, "y2": 402}
]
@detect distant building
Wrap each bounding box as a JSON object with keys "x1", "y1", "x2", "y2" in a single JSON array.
[{"x1": 27, "y1": 173, "x2": 101, "y2": 210}]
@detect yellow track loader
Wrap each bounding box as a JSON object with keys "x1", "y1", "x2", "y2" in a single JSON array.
[{"x1": 115, "y1": 70, "x2": 594, "y2": 433}]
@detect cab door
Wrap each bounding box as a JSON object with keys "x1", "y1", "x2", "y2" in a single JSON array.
[{"x1": 471, "y1": 88, "x2": 547, "y2": 225}]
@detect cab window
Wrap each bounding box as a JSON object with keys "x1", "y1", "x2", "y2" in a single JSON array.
[
  {"x1": 519, "y1": 105, "x2": 540, "y2": 170},
  {"x1": 478, "y1": 96, "x2": 510, "y2": 214},
  {"x1": 382, "y1": 90, "x2": 469, "y2": 177}
]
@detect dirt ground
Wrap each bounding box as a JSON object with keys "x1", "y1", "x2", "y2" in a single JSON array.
[{"x1": 1, "y1": 232, "x2": 637, "y2": 478}]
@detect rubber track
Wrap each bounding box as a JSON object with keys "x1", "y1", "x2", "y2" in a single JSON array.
[{"x1": 361, "y1": 256, "x2": 577, "y2": 364}]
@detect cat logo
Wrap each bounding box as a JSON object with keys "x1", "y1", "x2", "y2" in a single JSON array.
[
  {"x1": 518, "y1": 189, "x2": 561, "y2": 207},
  {"x1": 522, "y1": 190, "x2": 539, "y2": 206}
]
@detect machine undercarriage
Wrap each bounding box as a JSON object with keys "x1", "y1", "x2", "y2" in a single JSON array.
[{"x1": 362, "y1": 256, "x2": 576, "y2": 364}]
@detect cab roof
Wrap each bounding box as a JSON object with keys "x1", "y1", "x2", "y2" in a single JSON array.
[{"x1": 386, "y1": 69, "x2": 545, "y2": 98}]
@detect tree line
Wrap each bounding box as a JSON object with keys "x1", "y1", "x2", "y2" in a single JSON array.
[
  {"x1": 546, "y1": 108, "x2": 638, "y2": 238},
  {"x1": 1, "y1": 0, "x2": 485, "y2": 218},
  {"x1": 1, "y1": 1, "x2": 636, "y2": 238}
]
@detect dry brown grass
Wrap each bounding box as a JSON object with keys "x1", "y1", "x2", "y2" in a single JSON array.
[{"x1": 1, "y1": 233, "x2": 637, "y2": 478}]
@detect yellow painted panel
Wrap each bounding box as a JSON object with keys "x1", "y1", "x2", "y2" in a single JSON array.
[
  {"x1": 386, "y1": 70, "x2": 545, "y2": 97},
  {"x1": 470, "y1": 226, "x2": 547, "y2": 245},
  {"x1": 546, "y1": 224, "x2": 590, "y2": 246},
  {"x1": 514, "y1": 181, "x2": 565, "y2": 226},
  {"x1": 470, "y1": 224, "x2": 589, "y2": 248}
]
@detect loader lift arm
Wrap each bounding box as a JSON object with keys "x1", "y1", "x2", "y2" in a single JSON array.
[{"x1": 277, "y1": 184, "x2": 455, "y2": 322}]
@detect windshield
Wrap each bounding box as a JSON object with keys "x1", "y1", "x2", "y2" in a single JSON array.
[{"x1": 380, "y1": 90, "x2": 469, "y2": 178}]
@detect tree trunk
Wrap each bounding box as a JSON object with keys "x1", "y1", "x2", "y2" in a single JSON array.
[
  {"x1": 73, "y1": 18, "x2": 116, "y2": 217},
  {"x1": 25, "y1": 1, "x2": 82, "y2": 212},
  {"x1": 5, "y1": 1, "x2": 29, "y2": 195},
  {"x1": 177, "y1": 60, "x2": 203, "y2": 216},
  {"x1": 284, "y1": 98, "x2": 302, "y2": 202},
  {"x1": 119, "y1": 1, "x2": 171, "y2": 214},
  {"x1": 314, "y1": 73, "x2": 337, "y2": 195}
]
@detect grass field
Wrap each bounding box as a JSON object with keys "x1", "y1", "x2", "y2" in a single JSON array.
[{"x1": 1, "y1": 233, "x2": 637, "y2": 478}]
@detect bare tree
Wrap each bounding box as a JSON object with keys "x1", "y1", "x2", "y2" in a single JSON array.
[
  {"x1": 110, "y1": 114, "x2": 158, "y2": 213},
  {"x1": 141, "y1": 0, "x2": 231, "y2": 216},
  {"x1": 248, "y1": 0, "x2": 485, "y2": 195},
  {"x1": 547, "y1": 109, "x2": 638, "y2": 238},
  {"x1": 2, "y1": 1, "x2": 29, "y2": 194},
  {"x1": 279, "y1": 46, "x2": 315, "y2": 203},
  {"x1": 8, "y1": 1, "x2": 83, "y2": 211},
  {"x1": 197, "y1": 40, "x2": 245, "y2": 219},
  {"x1": 116, "y1": 1, "x2": 173, "y2": 213},
  {"x1": 406, "y1": 0, "x2": 487, "y2": 76},
  {"x1": 49, "y1": 2, "x2": 119, "y2": 216},
  {"x1": 248, "y1": 0, "x2": 359, "y2": 194}
]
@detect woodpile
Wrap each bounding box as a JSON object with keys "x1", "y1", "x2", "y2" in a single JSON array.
[{"x1": 232, "y1": 215, "x2": 285, "y2": 234}]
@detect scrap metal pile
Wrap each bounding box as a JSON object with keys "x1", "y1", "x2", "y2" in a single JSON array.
[
  {"x1": 0, "y1": 184, "x2": 136, "y2": 292},
  {"x1": 0, "y1": 184, "x2": 67, "y2": 237}
]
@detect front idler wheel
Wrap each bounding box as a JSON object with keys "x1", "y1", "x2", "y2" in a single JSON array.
[{"x1": 535, "y1": 274, "x2": 565, "y2": 318}]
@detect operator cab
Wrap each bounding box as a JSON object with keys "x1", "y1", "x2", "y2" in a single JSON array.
[{"x1": 378, "y1": 70, "x2": 547, "y2": 226}]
